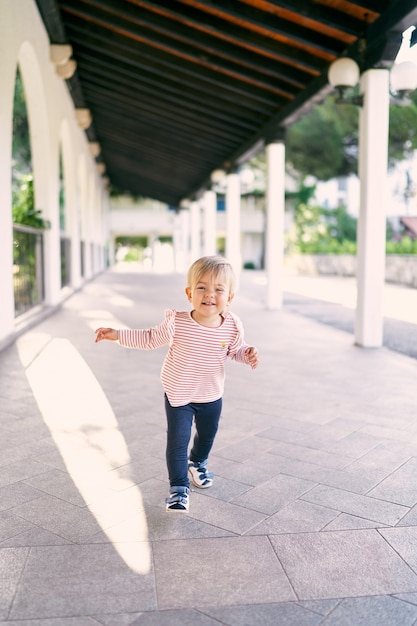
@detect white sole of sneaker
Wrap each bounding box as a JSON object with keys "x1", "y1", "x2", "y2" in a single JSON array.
[{"x1": 188, "y1": 472, "x2": 213, "y2": 489}]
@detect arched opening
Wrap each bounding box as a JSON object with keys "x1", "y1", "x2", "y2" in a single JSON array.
[
  {"x1": 59, "y1": 145, "x2": 71, "y2": 288},
  {"x1": 11, "y1": 65, "x2": 46, "y2": 316}
]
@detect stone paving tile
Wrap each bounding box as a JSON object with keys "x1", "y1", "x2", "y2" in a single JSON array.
[
  {"x1": 0, "y1": 482, "x2": 45, "y2": 512},
  {"x1": 265, "y1": 454, "x2": 377, "y2": 494},
  {"x1": 0, "y1": 459, "x2": 50, "y2": 488},
  {"x1": 342, "y1": 441, "x2": 415, "y2": 481},
  {"x1": 270, "y1": 529, "x2": 417, "y2": 600},
  {"x1": 246, "y1": 499, "x2": 339, "y2": 535},
  {"x1": 394, "y1": 592, "x2": 417, "y2": 606},
  {"x1": 286, "y1": 427, "x2": 385, "y2": 459},
  {"x1": 152, "y1": 536, "x2": 296, "y2": 609},
  {"x1": 123, "y1": 609, "x2": 222, "y2": 625},
  {"x1": 301, "y1": 484, "x2": 409, "y2": 525},
  {"x1": 0, "y1": 511, "x2": 35, "y2": 544},
  {"x1": 22, "y1": 469, "x2": 90, "y2": 507},
  {"x1": 320, "y1": 595, "x2": 417, "y2": 625},
  {"x1": 9, "y1": 495, "x2": 107, "y2": 543},
  {"x1": 187, "y1": 490, "x2": 267, "y2": 534},
  {"x1": 305, "y1": 417, "x2": 367, "y2": 441},
  {"x1": 0, "y1": 526, "x2": 72, "y2": 548},
  {"x1": 203, "y1": 602, "x2": 323, "y2": 625},
  {"x1": 258, "y1": 415, "x2": 319, "y2": 434},
  {"x1": 397, "y1": 505, "x2": 417, "y2": 526},
  {"x1": 322, "y1": 513, "x2": 388, "y2": 531},
  {"x1": 211, "y1": 434, "x2": 279, "y2": 462},
  {"x1": 360, "y1": 423, "x2": 416, "y2": 443},
  {"x1": 0, "y1": 396, "x2": 38, "y2": 419},
  {"x1": 219, "y1": 407, "x2": 293, "y2": 434},
  {"x1": 239, "y1": 425, "x2": 311, "y2": 447},
  {"x1": 0, "y1": 440, "x2": 56, "y2": 470},
  {"x1": 318, "y1": 431, "x2": 385, "y2": 458},
  {"x1": 0, "y1": 619, "x2": 99, "y2": 625},
  {"x1": 255, "y1": 437, "x2": 353, "y2": 469},
  {"x1": 297, "y1": 599, "x2": 340, "y2": 617},
  {"x1": 379, "y1": 526, "x2": 417, "y2": 573},
  {"x1": 23, "y1": 448, "x2": 67, "y2": 473},
  {"x1": 9, "y1": 544, "x2": 157, "y2": 620},
  {"x1": 0, "y1": 547, "x2": 28, "y2": 620},
  {"x1": 367, "y1": 457, "x2": 417, "y2": 507},
  {"x1": 231, "y1": 474, "x2": 316, "y2": 515},
  {"x1": 196, "y1": 475, "x2": 252, "y2": 502},
  {"x1": 93, "y1": 614, "x2": 144, "y2": 626},
  {"x1": 0, "y1": 425, "x2": 49, "y2": 451},
  {"x1": 88, "y1": 506, "x2": 234, "y2": 543},
  {"x1": 213, "y1": 454, "x2": 289, "y2": 487}
]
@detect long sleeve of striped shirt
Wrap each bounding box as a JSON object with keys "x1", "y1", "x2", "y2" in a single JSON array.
[
  {"x1": 118, "y1": 309, "x2": 251, "y2": 407},
  {"x1": 118, "y1": 309, "x2": 175, "y2": 350}
]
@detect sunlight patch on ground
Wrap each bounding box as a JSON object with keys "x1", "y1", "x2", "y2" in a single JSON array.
[
  {"x1": 17, "y1": 335, "x2": 151, "y2": 575},
  {"x1": 283, "y1": 275, "x2": 357, "y2": 308},
  {"x1": 282, "y1": 274, "x2": 417, "y2": 324},
  {"x1": 78, "y1": 309, "x2": 131, "y2": 334}
]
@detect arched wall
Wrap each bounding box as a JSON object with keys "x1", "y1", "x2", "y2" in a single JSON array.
[
  {"x1": 0, "y1": 9, "x2": 19, "y2": 342},
  {"x1": 0, "y1": 0, "x2": 109, "y2": 349},
  {"x1": 18, "y1": 39, "x2": 61, "y2": 305}
]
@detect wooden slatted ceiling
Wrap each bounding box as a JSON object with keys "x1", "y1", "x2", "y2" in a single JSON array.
[{"x1": 34, "y1": 0, "x2": 417, "y2": 205}]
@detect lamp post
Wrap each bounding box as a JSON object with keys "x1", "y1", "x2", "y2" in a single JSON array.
[{"x1": 328, "y1": 58, "x2": 417, "y2": 347}]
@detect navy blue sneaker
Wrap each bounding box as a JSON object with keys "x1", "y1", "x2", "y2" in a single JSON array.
[
  {"x1": 165, "y1": 486, "x2": 189, "y2": 512},
  {"x1": 188, "y1": 460, "x2": 213, "y2": 488}
]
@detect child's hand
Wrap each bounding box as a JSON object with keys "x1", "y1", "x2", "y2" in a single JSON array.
[
  {"x1": 95, "y1": 327, "x2": 119, "y2": 343},
  {"x1": 245, "y1": 346, "x2": 259, "y2": 369}
]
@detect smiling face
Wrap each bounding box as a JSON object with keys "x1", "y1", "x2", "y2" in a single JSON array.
[{"x1": 186, "y1": 270, "x2": 234, "y2": 326}]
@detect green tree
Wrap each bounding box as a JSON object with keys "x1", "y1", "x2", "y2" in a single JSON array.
[
  {"x1": 286, "y1": 96, "x2": 359, "y2": 180},
  {"x1": 323, "y1": 205, "x2": 357, "y2": 243},
  {"x1": 12, "y1": 67, "x2": 32, "y2": 185},
  {"x1": 285, "y1": 93, "x2": 417, "y2": 180}
]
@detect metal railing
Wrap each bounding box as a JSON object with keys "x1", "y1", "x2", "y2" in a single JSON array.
[
  {"x1": 60, "y1": 236, "x2": 71, "y2": 287},
  {"x1": 13, "y1": 224, "x2": 45, "y2": 317}
]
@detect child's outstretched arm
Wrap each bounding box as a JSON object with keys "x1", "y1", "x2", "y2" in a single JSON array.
[
  {"x1": 245, "y1": 346, "x2": 259, "y2": 369},
  {"x1": 95, "y1": 327, "x2": 119, "y2": 343}
]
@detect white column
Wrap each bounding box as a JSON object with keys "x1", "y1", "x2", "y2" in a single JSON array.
[
  {"x1": 37, "y1": 145, "x2": 61, "y2": 305},
  {"x1": 0, "y1": 53, "x2": 15, "y2": 345},
  {"x1": 265, "y1": 137, "x2": 286, "y2": 309},
  {"x1": 355, "y1": 68, "x2": 389, "y2": 347},
  {"x1": 203, "y1": 189, "x2": 217, "y2": 256},
  {"x1": 173, "y1": 210, "x2": 188, "y2": 273},
  {"x1": 225, "y1": 171, "x2": 241, "y2": 274},
  {"x1": 180, "y1": 208, "x2": 190, "y2": 270},
  {"x1": 189, "y1": 200, "x2": 201, "y2": 263}
]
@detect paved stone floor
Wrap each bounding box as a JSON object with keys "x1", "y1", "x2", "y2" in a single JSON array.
[{"x1": 1, "y1": 266, "x2": 417, "y2": 625}]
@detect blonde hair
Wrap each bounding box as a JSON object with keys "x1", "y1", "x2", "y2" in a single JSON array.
[{"x1": 187, "y1": 256, "x2": 236, "y2": 294}]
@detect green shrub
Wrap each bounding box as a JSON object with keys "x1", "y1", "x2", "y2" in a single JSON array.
[
  {"x1": 12, "y1": 174, "x2": 49, "y2": 229},
  {"x1": 386, "y1": 236, "x2": 417, "y2": 254}
]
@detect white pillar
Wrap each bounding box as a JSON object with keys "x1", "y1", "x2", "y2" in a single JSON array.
[
  {"x1": 225, "y1": 171, "x2": 241, "y2": 274},
  {"x1": 203, "y1": 189, "x2": 217, "y2": 256},
  {"x1": 265, "y1": 137, "x2": 286, "y2": 309},
  {"x1": 189, "y1": 200, "x2": 201, "y2": 263},
  {"x1": 173, "y1": 210, "x2": 188, "y2": 273},
  {"x1": 355, "y1": 68, "x2": 389, "y2": 347},
  {"x1": 0, "y1": 54, "x2": 16, "y2": 345}
]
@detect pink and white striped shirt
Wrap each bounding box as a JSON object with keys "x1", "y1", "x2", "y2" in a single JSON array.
[{"x1": 118, "y1": 309, "x2": 249, "y2": 406}]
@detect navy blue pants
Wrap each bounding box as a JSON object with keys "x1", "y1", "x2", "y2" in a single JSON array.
[{"x1": 164, "y1": 394, "x2": 222, "y2": 488}]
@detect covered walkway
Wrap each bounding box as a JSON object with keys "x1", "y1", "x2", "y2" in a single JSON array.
[{"x1": 2, "y1": 267, "x2": 417, "y2": 625}]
